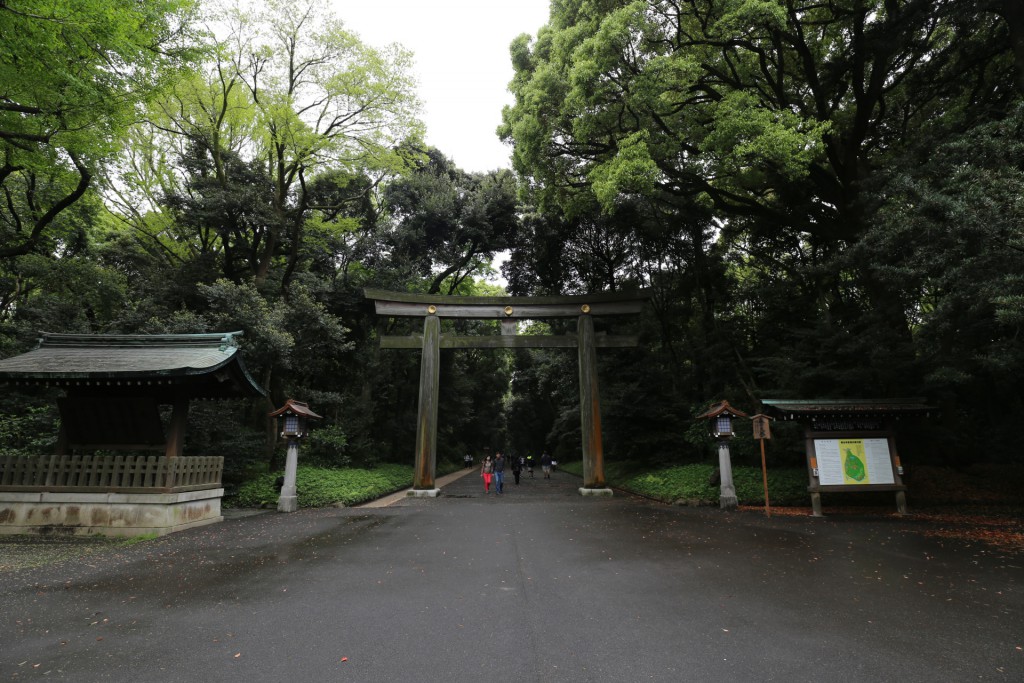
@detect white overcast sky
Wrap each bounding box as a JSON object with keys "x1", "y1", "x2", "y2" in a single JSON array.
[{"x1": 332, "y1": 1, "x2": 552, "y2": 173}]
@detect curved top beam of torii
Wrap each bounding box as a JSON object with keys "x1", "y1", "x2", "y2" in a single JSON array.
[{"x1": 363, "y1": 288, "x2": 651, "y2": 319}]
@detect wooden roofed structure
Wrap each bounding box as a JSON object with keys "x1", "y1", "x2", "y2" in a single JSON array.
[
  {"x1": 0, "y1": 332, "x2": 265, "y2": 536},
  {"x1": 759, "y1": 398, "x2": 932, "y2": 516},
  {"x1": 0, "y1": 331, "x2": 264, "y2": 457},
  {"x1": 760, "y1": 398, "x2": 932, "y2": 424}
]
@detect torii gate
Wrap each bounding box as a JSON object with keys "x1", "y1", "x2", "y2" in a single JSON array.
[{"x1": 365, "y1": 289, "x2": 650, "y2": 497}]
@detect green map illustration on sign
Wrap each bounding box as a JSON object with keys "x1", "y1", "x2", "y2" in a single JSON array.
[{"x1": 844, "y1": 449, "x2": 866, "y2": 482}]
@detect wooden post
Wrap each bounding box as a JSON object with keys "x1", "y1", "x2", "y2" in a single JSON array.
[
  {"x1": 806, "y1": 428, "x2": 825, "y2": 517},
  {"x1": 413, "y1": 315, "x2": 440, "y2": 491},
  {"x1": 55, "y1": 424, "x2": 68, "y2": 456},
  {"x1": 759, "y1": 437, "x2": 771, "y2": 517},
  {"x1": 577, "y1": 314, "x2": 607, "y2": 489},
  {"x1": 165, "y1": 399, "x2": 189, "y2": 458},
  {"x1": 889, "y1": 432, "x2": 908, "y2": 516},
  {"x1": 811, "y1": 491, "x2": 823, "y2": 517},
  {"x1": 164, "y1": 399, "x2": 188, "y2": 489}
]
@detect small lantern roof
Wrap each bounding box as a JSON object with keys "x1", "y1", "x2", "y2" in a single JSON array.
[
  {"x1": 695, "y1": 400, "x2": 749, "y2": 421},
  {"x1": 268, "y1": 398, "x2": 322, "y2": 420}
]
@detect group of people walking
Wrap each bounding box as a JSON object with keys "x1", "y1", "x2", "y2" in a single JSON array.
[{"x1": 479, "y1": 451, "x2": 553, "y2": 494}]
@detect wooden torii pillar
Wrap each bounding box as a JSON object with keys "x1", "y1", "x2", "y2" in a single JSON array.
[{"x1": 365, "y1": 289, "x2": 650, "y2": 497}]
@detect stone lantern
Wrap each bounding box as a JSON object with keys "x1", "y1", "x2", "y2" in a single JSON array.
[
  {"x1": 268, "y1": 399, "x2": 322, "y2": 512},
  {"x1": 696, "y1": 400, "x2": 748, "y2": 510}
]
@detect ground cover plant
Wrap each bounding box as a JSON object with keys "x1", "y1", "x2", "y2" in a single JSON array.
[
  {"x1": 228, "y1": 464, "x2": 414, "y2": 508},
  {"x1": 227, "y1": 459, "x2": 466, "y2": 508},
  {"x1": 560, "y1": 461, "x2": 1024, "y2": 511},
  {"x1": 561, "y1": 460, "x2": 808, "y2": 506}
]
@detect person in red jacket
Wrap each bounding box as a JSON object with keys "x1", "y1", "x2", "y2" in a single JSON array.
[{"x1": 480, "y1": 455, "x2": 494, "y2": 493}]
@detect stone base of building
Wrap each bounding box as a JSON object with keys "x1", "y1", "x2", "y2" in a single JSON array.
[{"x1": 0, "y1": 488, "x2": 224, "y2": 537}]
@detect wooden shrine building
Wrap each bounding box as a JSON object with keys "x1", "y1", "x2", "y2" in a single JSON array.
[
  {"x1": 366, "y1": 288, "x2": 650, "y2": 497},
  {"x1": 760, "y1": 398, "x2": 932, "y2": 516},
  {"x1": 0, "y1": 332, "x2": 265, "y2": 536}
]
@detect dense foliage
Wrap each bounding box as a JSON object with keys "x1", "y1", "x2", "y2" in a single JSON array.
[
  {"x1": 0, "y1": 1, "x2": 1021, "y2": 481},
  {"x1": 229, "y1": 464, "x2": 415, "y2": 508},
  {"x1": 500, "y1": 0, "x2": 1024, "y2": 465}
]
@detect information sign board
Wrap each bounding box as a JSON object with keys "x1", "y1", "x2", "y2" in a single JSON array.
[{"x1": 813, "y1": 438, "x2": 895, "y2": 486}]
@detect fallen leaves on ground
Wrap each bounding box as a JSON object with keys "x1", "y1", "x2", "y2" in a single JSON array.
[{"x1": 738, "y1": 505, "x2": 1024, "y2": 553}]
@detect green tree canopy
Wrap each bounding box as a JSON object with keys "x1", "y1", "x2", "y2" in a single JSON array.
[
  {"x1": 106, "y1": 0, "x2": 424, "y2": 294},
  {"x1": 382, "y1": 148, "x2": 520, "y2": 294},
  {"x1": 499, "y1": 1, "x2": 1024, "y2": 462},
  {"x1": 0, "y1": 0, "x2": 202, "y2": 261}
]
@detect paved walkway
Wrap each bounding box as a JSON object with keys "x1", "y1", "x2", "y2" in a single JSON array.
[{"x1": 1, "y1": 470, "x2": 1021, "y2": 682}]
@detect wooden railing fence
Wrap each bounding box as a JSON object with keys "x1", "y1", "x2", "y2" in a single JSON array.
[{"x1": 0, "y1": 455, "x2": 223, "y2": 492}]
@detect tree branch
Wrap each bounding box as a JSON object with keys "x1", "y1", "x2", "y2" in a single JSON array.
[{"x1": 0, "y1": 152, "x2": 92, "y2": 258}]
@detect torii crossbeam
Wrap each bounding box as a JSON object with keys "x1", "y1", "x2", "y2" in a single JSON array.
[{"x1": 364, "y1": 288, "x2": 650, "y2": 497}]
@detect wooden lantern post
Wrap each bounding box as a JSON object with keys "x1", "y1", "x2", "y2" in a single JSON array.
[{"x1": 751, "y1": 414, "x2": 774, "y2": 517}]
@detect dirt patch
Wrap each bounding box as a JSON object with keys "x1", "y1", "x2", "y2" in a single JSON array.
[{"x1": 905, "y1": 464, "x2": 1024, "y2": 505}]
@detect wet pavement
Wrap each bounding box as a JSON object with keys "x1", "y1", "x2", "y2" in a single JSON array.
[{"x1": 1, "y1": 469, "x2": 1021, "y2": 681}]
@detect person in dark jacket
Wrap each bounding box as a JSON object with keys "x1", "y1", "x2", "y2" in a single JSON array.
[
  {"x1": 512, "y1": 455, "x2": 524, "y2": 485},
  {"x1": 540, "y1": 452, "x2": 552, "y2": 479},
  {"x1": 493, "y1": 452, "x2": 506, "y2": 494}
]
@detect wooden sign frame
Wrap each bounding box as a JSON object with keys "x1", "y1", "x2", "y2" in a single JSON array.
[
  {"x1": 759, "y1": 399, "x2": 929, "y2": 517},
  {"x1": 805, "y1": 426, "x2": 906, "y2": 516}
]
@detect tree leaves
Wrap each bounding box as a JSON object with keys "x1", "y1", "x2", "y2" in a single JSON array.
[{"x1": 0, "y1": 0, "x2": 203, "y2": 259}]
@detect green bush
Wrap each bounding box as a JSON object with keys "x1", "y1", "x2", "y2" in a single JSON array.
[
  {"x1": 303, "y1": 424, "x2": 351, "y2": 467},
  {"x1": 0, "y1": 402, "x2": 59, "y2": 456},
  {"x1": 227, "y1": 464, "x2": 413, "y2": 508},
  {"x1": 620, "y1": 464, "x2": 719, "y2": 502},
  {"x1": 733, "y1": 466, "x2": 808, "y2": 506}
]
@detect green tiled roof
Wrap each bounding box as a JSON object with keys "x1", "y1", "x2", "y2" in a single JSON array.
[{"x1": 0, "y1": 332, "x2": 265, "y2": 398}]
